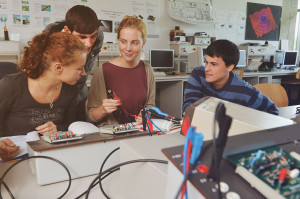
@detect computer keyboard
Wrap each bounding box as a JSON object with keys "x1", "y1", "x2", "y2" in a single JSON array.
[
  {"x1": 243, "y1": 69, "x2": 255, "y2": 72},
  {"x1": 154, "y1": 71, "x2": 167, "y2": 76}
]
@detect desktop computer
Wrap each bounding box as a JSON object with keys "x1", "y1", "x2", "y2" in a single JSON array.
[
  {"x1": 275, "y1": 50, "x2": 298, "y2": 69},
  {"x1": 186, "y1": 46, "x2": 207, "y2": 73},
  {"x1": 149, "y1": 49, "x2": 175, "y2": 76}
]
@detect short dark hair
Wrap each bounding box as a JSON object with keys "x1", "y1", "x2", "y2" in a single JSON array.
[
  {"x1": 65, "y1": 5, "x2": 99, "y2": 34},
  {"x1": 206, "y1": 40, "x2": 239, "y2": 68}
]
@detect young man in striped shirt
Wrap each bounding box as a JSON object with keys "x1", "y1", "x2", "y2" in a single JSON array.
[{"x1": 183, "y1": 39, "x2": 278, "y2": 115}]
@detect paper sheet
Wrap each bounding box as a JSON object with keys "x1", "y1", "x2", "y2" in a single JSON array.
[
  {"x1": 0, "y1": 131, "x2": 40, "y2": 162},
  {"x1": 68, "y1": 121, "x2": 99, "y2": 135}
]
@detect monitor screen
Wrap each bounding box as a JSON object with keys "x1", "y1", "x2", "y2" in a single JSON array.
[
  {"x1": 283, "y1": 51, "x2": 298, "y2": 67},
  {"x1": 236, "y1": 50, "x2": 247, "y2": 68},
  {"x1": 149, "y1": 49, "x2": 174, "y2": 69}
]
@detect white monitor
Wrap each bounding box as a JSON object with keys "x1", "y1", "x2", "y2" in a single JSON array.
[
  {"x1": 149, "y1": 49, "x2": 174, "y2": 69},
  {"x1": 236, "y1": 50, "x2": 247, "y2": 68},
  {"x1": 282, "y1": 51, "x2": 298, "y2": 68}
]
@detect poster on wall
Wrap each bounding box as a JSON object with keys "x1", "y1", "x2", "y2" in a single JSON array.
[{"x1": 245, "y1": 3, "x2": 281, "y2": 41}]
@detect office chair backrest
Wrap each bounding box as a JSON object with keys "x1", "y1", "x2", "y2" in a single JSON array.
[
  {"x1": 296, "y1": 69, "x2": 300, "y2": 79},
  {"x1": 0, "y1": 62, "x2": 18, "y2": 80},
  {"x1": 253, "y1": 83, "x2": 289, "y2": 108}
]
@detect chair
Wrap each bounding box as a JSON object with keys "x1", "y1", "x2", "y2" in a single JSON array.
[
  {"x1": 232, "y1": 69, "x2": 244, "y2": 79},
  {"x1": 0, "y1": 62, "x2": 18, "y2": 79},
  {"x1": 253, "y1": 83, "x2": 289, "y2": 107},
  {"x1": 281, "y1": 69, "x2": 300, "y2": 105}
]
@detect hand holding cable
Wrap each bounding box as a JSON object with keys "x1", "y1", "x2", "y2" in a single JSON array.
[{"x1": 102, "y1": 98, "x2": 120, "y2": 114}]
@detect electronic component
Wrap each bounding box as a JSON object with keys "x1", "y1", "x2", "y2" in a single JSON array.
[
  {"x1": 170, "y1": 44, "x2": 197, "y2": 56},
  {"x1": 227, "y1": 146, "x2": 300, "y2": 199},
  {"x1": 41, "y1": 131, "x2": 82, "y2": 143},
  {"x1": 99, "y1": 124, "x2": 141, "y2": 135},
  {"x1": 146, "y1": 106, "x2": 181, "y2": 124},
  {"x1": 107, "y1": 89, "x2": 120, "y2": 101}
]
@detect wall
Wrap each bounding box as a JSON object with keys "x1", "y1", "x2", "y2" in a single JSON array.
[
  {"x1": 280, "y1": 0, "x2": 298, "y2": 50},
  {"x1": 2, "y1": 0, "x2": 298, "y2": 60}
]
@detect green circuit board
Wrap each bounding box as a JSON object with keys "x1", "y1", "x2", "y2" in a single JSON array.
[{"x1": 227, "y1": 146, "x2": 300, "y2": 199}]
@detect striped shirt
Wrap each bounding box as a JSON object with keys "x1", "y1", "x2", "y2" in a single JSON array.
[{"x1": 183, "y1": 66, "x2": 279, "y2": 115}]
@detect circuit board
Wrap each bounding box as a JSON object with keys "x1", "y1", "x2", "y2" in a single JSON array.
[
  {"x1": 227, "y1": 146, "x2": 300, "y2": 199},
  {"x1": 99, "y1": 124, "x2": 141, "y2": 135},
  {"x1": 41, "y1": 131, "x2": 82, "y2": 143}
]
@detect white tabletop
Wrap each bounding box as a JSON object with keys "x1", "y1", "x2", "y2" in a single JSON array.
[
  {"x1": 278, "y1": 105, "x2": 300, "y2": 120},
  {"x1": 0, "y1": 157, "x2": 121, "y2": 199},
  {"x1": 243, "y1": 68, "x2": 298, "y2": 77}
]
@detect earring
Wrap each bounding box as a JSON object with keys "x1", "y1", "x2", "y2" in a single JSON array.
[
  {"x1": 140, "y1": 49, "x2": 145, "y2": 60},
  {"x1": 56, "y1": 70, "x2": 61, "y2": 74}
]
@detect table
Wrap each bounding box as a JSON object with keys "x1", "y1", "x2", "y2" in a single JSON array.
[
  {"x1": 0, "y1": 158, "x2": 121, "y2": 199},
  {"x1": 243, "y1": 68, "x2": 297, "y2": 85}
]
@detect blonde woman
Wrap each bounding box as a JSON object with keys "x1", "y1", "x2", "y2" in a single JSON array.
[{"x1": 88, "y1": 16, "x2": 155, "y2": 126}]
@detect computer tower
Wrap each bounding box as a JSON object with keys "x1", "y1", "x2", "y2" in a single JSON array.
[{"x1": 275, "y1": 50, "x2": 284, "y2": 68}]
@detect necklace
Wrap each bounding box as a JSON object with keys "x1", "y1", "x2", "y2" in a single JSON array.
[{"x1": 37, "y1": 78, "x2": 59, "y2": 108}]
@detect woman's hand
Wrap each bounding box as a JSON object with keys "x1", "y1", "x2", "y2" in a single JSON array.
[
  {"x1": 36, "y1": 121, "x2": 57, "y2": 134},
  {"x1": 102, "y1": 99, "x2": 120, "y2": 114},
  {"x1": 0, "y1": 138, "x2": 20, "y2": 160}
]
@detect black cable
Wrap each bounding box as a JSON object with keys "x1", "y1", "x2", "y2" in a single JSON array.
[
  {"x1": 98, "y1": 147, "x2": 120, "y2": 199},
  {"x1": 174, "y1": 103, "x2": 224, "y2": 199},
  {"x1": 1, "y1": 180, "x2": 14, "y2": 199},
  {"x1": 121, "y1": 106, "x2": 134, "y2": 125},
  {"x1": 212, "y1": 103, "x2": 223, "y2": 199},
  {"x1": 75, "y1": 168, "x2": 120, "y2": 199},
  {"x1": 0, "y1": 156, "x2": 72, "y2": 199},
  {"x1": 84, "y1": 159, "x2": 168, "y2": 199},
  {"x1": 174, "y1": 141, "x2": 212, "y2": 199}
]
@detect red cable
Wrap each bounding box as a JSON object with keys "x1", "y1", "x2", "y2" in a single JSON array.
[{"x1": 181, "y1": 140, "x2": 192, "y2": 199}]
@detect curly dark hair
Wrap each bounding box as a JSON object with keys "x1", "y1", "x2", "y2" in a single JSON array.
[{"x1": 19, "y1": 32, "x2": 86, "y2": 79}]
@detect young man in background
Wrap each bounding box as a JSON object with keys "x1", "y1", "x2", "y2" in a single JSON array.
[
  {"x1": 45, "y1": 5, "x2": 104, "y2": 121},
  {"x1": 183, "y1": 39, "x2": 278, "y2": 115}
]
